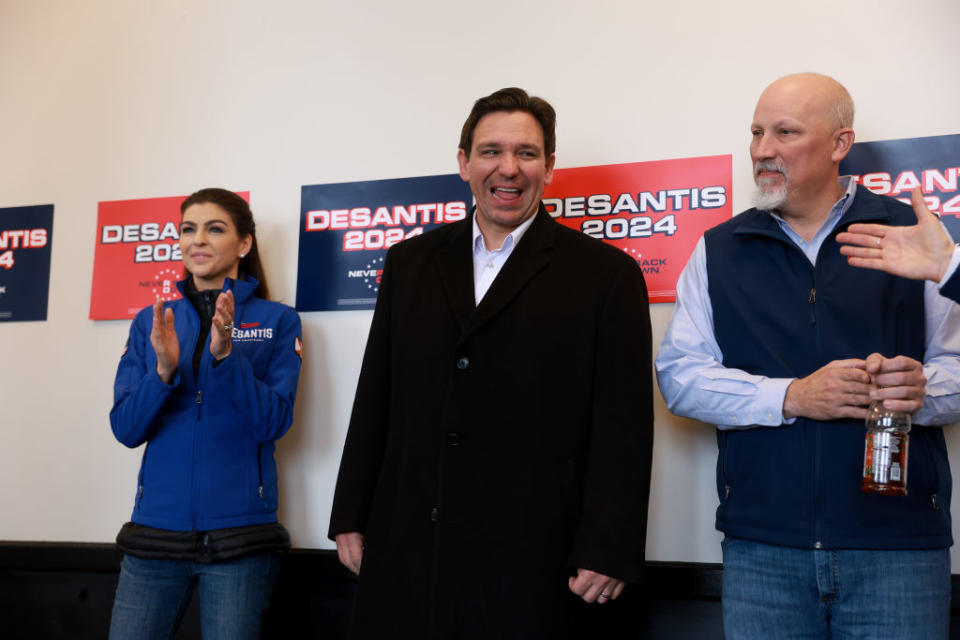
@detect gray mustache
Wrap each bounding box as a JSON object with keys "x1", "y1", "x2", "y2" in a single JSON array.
[{"x1": 755, "y1": 160, "x2": 787, "y2": 176}]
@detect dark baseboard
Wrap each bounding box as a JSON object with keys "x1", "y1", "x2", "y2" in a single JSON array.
[{"x1": 0, "y1": 541, "x2": 957, "y2": 639}]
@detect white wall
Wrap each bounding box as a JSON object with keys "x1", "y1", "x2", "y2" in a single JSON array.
[{"x1": 2, "y1": 0, "x2": 959, "y2": 567}]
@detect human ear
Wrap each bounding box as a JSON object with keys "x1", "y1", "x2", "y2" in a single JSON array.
[{"x1": 832, "y1": 128, "x2": 855, "y2": 162}]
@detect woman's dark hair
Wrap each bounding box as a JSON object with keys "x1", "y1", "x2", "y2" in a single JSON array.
[
  {"x1": 180, "y1": 188, "x2": 270, "y2": 299},
  {"x1": 458, "y1": 87, "x2": 556, "y2": 158}
]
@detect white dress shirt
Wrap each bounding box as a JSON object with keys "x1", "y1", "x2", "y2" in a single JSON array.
[{"x1": 472, "y1": 213, "x2": 536, "y2": 305}]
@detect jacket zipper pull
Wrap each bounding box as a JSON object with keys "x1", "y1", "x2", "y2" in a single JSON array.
[
  {"x1": 808, "y1": 287, "x2": 816, "y2": 324},
  {"x1": 195, "y1": 390, "x2": 203, "y2": 404}
]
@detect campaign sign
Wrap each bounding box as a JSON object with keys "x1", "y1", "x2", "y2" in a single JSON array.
[
  {"x1": 296, "y1": 174, "x2": 472, "y2": 311},
  {"x1": 840, "y1": 134, "x2": 960, "y2": 239},
  {"x1": 0, "y1": 204, "x2": 54, "y2": 322},
  {"x1": 89, "y1": 192, "x2": 249, "y2": 320},
  {"x1": 544, "y1": 155, "x2": 732, "y2": 303}
]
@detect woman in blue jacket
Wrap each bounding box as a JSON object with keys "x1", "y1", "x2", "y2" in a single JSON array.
[{"x1": 108, "y1": 188, "x2": 302, "y2": 640}]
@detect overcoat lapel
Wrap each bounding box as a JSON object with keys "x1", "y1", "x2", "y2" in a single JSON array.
[
  {"x1": 435, "y1": 217, "x2": 476, "y2": 331},
  {"x1": 460, "y1": 207, "x2": 555, "y2": 342}
]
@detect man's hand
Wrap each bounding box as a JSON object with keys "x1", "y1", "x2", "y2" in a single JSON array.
[
  {"x1": 568, "y1": 568, "x2": 625, "y2": 604},
  {"x1": 837, "y1": 187, "x2": 954, "y2": 282},
  {"x1": 864, "y1": 353, "x2": 926, "y2": 414},
  {"x1": 335, "y1": 531, "x2": 365, "y2": 575},
  {"x1": 783, "y1": 359, "x2": 871, "y2": 420}
]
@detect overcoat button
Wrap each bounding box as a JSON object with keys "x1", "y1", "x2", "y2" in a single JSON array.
[
  {"x1": 456, "y1": 356, "x2": 470, "y2": 370},
  {"x1": 430, "y1": 507, "x2": 440, "y2": 522},
  {"x1": 446, "y1": 433, "x2": 461, "y2": 447}
]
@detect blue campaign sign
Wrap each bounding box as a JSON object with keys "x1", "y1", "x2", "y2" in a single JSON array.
[
  {"x1": 840, "y1": 133, "x2": 960, "y2": 239},
  {"x1": 296, "y1": 174, "x2": 473, "y2": 311},
  {"x1": 0, "y1": 204, "x2": 54, "y2": 322}
]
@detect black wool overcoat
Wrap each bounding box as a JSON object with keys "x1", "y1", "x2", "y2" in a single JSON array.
[{"x1": 329, "y1": 207, "x2": 654, "y2": 639}]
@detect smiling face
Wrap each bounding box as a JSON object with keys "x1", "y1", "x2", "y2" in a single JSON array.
[
  {"x1": 457, "y1": 110, "x2": 555, "y2": 246},
  {"x1": 179, "y1": 202, "x2": 252, "y2": 291},
  {"x1": 749, "y1": 74, "x2": 854, "y2": 216}
]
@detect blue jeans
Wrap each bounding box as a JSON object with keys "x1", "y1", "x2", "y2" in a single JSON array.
[
  {"x1": 721, "y1": 536, "x2": 950, "y2": 640},
  {"x1": 108, "y1": 554, "x2": 278, "y2": 640}
]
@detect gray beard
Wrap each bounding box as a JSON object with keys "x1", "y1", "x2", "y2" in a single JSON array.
[{"x1": 753, "y1": 183, "x2": 788, "y2": 211}]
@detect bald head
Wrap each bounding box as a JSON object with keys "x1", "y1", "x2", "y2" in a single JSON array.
[
  {"x1": 760, "y1": 73, "x2": 854, "y2": 130},
  {"x1": 749, "y1": 73, "x2": 856, "y2": 219}
]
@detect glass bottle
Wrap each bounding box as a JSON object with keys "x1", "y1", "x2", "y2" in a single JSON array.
[{"x1": 861, "y1": 400, "x2": 911, "y2": 495}]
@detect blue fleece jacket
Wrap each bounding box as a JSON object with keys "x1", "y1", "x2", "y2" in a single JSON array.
[{"x1": 111, "y1": 277, "x2": 302, "y2": 531}]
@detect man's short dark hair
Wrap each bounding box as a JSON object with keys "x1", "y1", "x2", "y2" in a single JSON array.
[{"x1": 459, "y1": 87, "x2": 556, "y2": 158}]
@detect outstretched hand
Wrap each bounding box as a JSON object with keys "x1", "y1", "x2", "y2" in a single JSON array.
[{"x1": 837, "y1": 187, "x2": 954, "y2": 282}]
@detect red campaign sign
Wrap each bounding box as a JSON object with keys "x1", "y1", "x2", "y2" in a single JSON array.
[
  {"x1": 89, "y1": 192, "x2": 249, "y2": 320},
  {"x1": 543, "y1": 155, "x2": 732, "y2": 303}
]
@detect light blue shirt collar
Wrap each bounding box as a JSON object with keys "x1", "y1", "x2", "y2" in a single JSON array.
[{"x1": 765, "y1": 176, "x2": 857, "y2": 265}]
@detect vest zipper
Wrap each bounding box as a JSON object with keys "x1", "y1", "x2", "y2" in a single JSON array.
[
  {"x1": 810, "y1": 262, "x2": 824, "y2": 548},
  {"x1": 813, "y1": 423, "x2": 823, "y2": 548}
]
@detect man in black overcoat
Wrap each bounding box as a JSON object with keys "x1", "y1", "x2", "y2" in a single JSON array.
[{"x1": 329, "y1": 87, "x2": 654, "y2": 639}]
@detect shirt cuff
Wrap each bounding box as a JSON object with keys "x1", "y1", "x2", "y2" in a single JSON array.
[
  {"x1": 716, "y1": 377, "x2": 795, "y2": 430},
  {"x1": 936, "y1": 246, "x2": 960, "y2": 287}
]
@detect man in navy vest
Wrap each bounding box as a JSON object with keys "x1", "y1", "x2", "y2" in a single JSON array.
[{"x1": 657, "y1": 73, "x2": 960, "y2": 639}]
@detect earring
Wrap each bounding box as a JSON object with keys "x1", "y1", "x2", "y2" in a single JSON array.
[{"x1": 239, "y1": 254, "x2": 246, "y2": 258}]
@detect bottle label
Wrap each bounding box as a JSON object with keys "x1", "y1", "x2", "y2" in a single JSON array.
[{"x1": 862, "y1": 430, "x2": 909, "y2": 493}]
